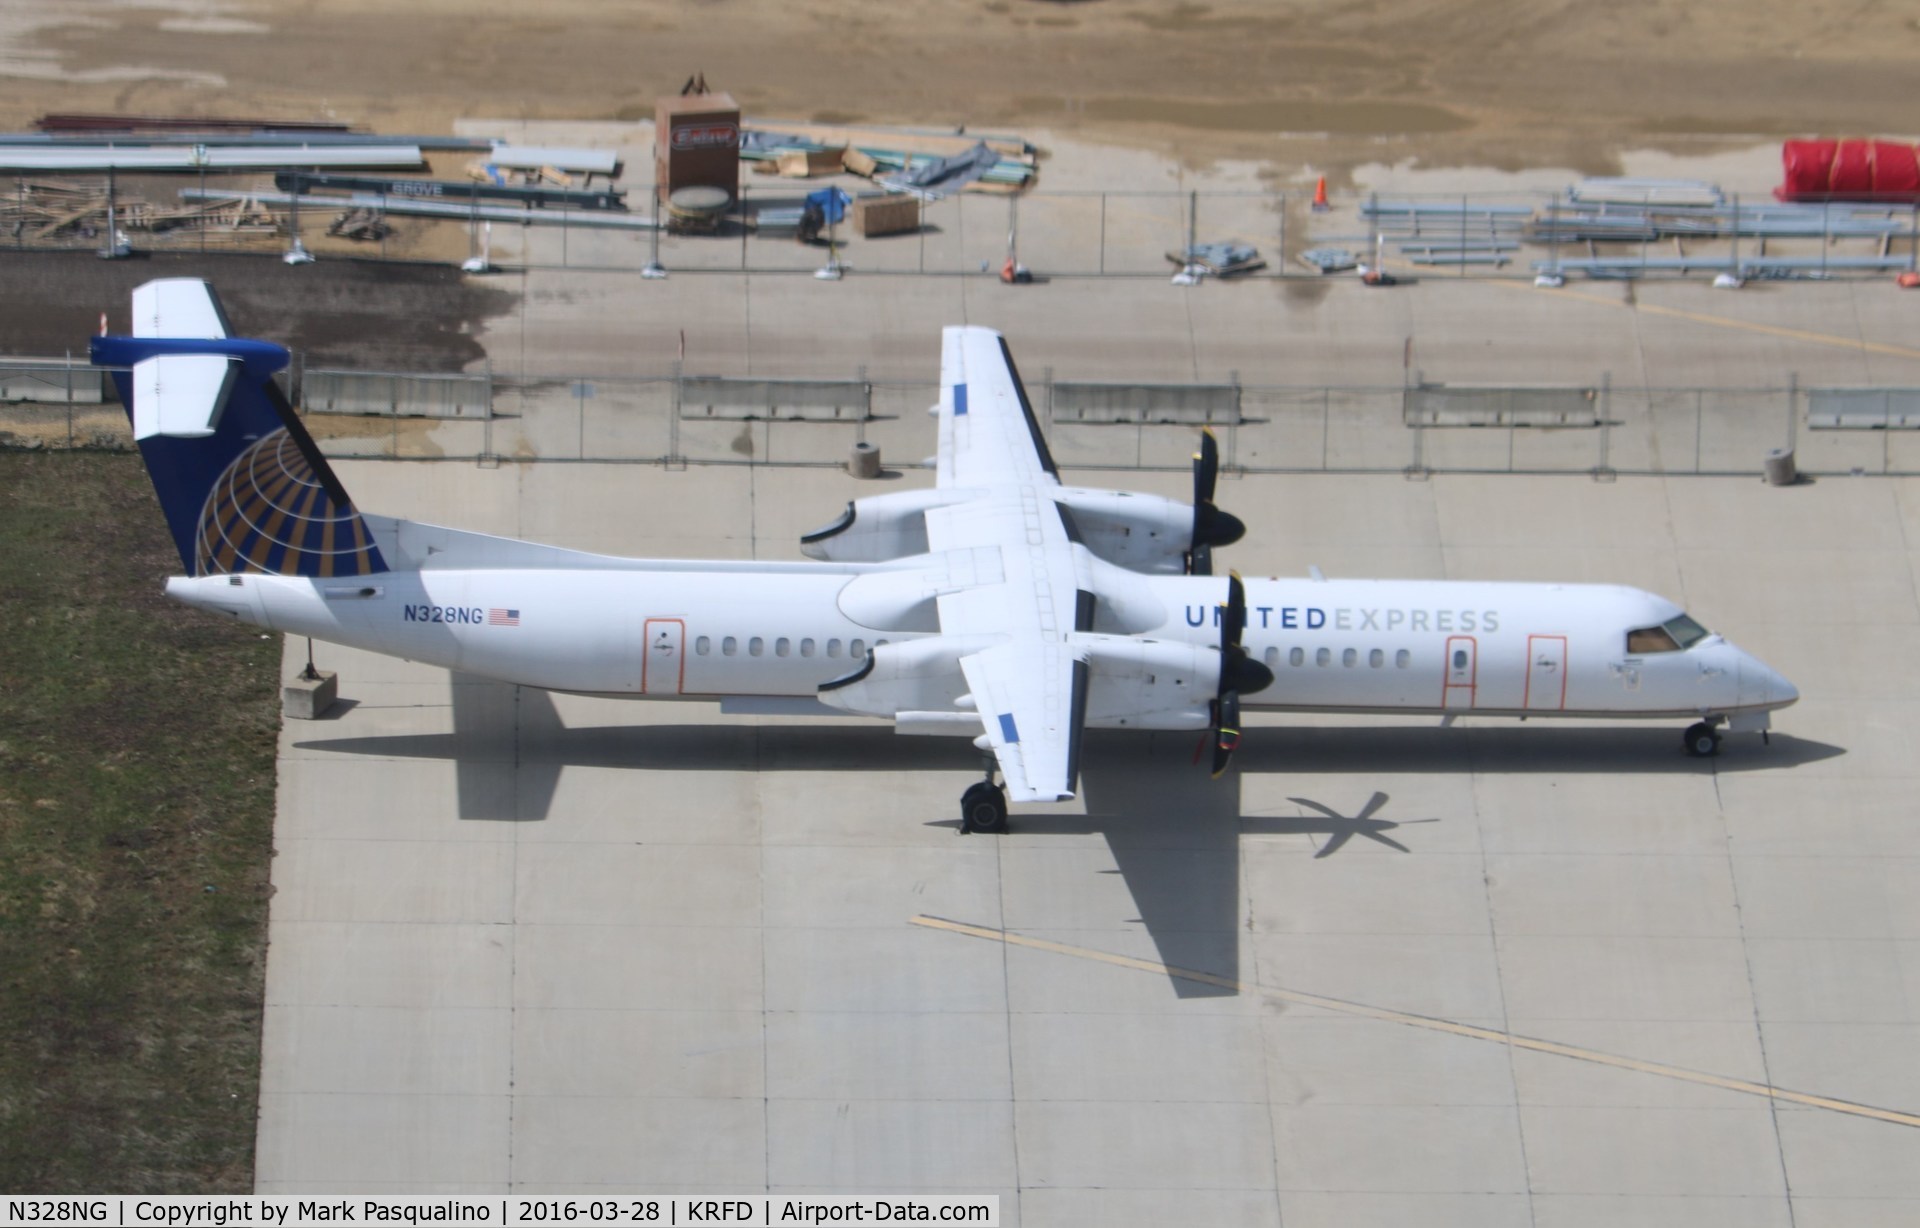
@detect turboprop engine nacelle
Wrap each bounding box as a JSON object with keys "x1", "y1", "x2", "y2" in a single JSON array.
[
  {"x1": 815, "y1": 635, "x2": 993, "y2": 720},
  {"x1": 1051, "y1": 488, "x2": 1194, "y2": 575},
  {"x1": 799, "y1": 485, "x2": 1199, "y2": 574},
  {"x1": 799, "y1": 489, "x2": 969, "y2": 563},
  {"x1": 1080, "y1": 634, "x2": 1218, "y2": 730}
]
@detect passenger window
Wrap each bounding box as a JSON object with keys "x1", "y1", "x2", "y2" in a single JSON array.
[
  {"x1": 1289, "y1": 647, "x2": 1304, "y2": 667},
  {"x1": 749, "y1": 636, "x2": 764, "y2": 657},
  {"x1": 1452, "y1": 649, "x2": 1468, "y2": 670},
  {"x1": 695, "y1": 636, "x2": 711, "y2": 655},
  {"x1": 1264, "y1": 647, "x2": 1280, "y2": 668},
  {"x1": 1315, "y1": 647, "x2": 1331, "y2": 667},
  {"x1": 1395, "y1": 649, "x2": 1410, "y2": 669},
  {"x1": 776, "y1": 637, "x2": 791, "y2": 657},
  {"x1": 1626, "y1": 625, "x2": 1680, "y2": 654},
  {"x1": 722, "y1": 636, "x2": 737, "y2": 656},
  {"x1": 851, "y1": 639, "x2": 867, "y2": 659},
  {"x1": 827, "y1": 639, "x2": 843, "y2": 658},
  {"x1": 1370, "y1": 648, "x2": 1384, "y2": 668},
  {"x1": 800, "y1": 638, "x2": 815, "y2": 657},
  {"x1": 1342, "y1": 648, "x2": 1357, "y2": 668}
]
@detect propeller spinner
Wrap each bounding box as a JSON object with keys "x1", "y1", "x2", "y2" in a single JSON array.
[
  {"x1": 1211, "y1": 572, "x2": 1274, "y2": 778},
  {"x1": 1186, "y1": 429, "x2": 1245, "y2": 576}
]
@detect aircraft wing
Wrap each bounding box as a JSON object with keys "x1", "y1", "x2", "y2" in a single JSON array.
[
  {"x1": 959, "y1": 642, "x2": 1088, "y2": 803},
  {"x1": 936, "y1": 325, "x2": 1061, "y2": 490},
  {"x1": 924, "y1": 477, "x2": 1093, "y2": 803}
]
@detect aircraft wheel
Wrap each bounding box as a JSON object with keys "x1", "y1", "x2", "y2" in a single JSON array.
[
  {"x1": 1683, "y1": 722, "x2": 1722, "y2": 758},
  {"x1": 961, "y1": 782, "x2": 1009, "y2": 834}
]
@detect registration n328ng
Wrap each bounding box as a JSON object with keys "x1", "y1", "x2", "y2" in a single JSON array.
[{"x1": 99, "y1": 278, "x2": 1797, "y2": 833}]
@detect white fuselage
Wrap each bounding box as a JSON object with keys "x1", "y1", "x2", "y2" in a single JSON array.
[{"x1": 169, "y1": 546, "x2": 1796, "y2": 726}]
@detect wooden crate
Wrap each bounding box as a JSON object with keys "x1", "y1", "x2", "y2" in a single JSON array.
[{"x1": 853, "y1": 194, "x2": 920, "y2": 237}]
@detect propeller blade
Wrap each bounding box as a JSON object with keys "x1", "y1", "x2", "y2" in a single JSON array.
[
  {"x1": 1182, "y1": 429, "x2": 1244, "y2": 567},
  {"x1": 1222, "y1": 572, "x2": 1247, "y2": 652},
  {"x1": 1193, "y1": 428, "x2": 1219, "y2": 508},
  {"x1": 1189, "y1": 430, "x2": 1246, "y2": 554},
  {"x1": 1211, "y1": 690, "x2": 1242, "y2": 778}
]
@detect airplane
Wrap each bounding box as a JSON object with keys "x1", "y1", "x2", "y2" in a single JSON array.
[{"x1": 94, "y1": 278, "x2": 1799, "y2": 834}]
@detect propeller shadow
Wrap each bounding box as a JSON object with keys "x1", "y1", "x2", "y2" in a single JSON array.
[{"x1": 1285, "y1": 791, "x2": 1439, "y2": 858}]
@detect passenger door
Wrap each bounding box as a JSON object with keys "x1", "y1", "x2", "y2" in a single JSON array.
[
  {"x1": 1525, "y1": 635, "x2": 1568, "y2": 711},
  {"x1": 1442, "y1": 636, "x2": 1477, "y2": 709},
  {"x1": 642, "y1": 618, "x2": 684, "y2": 695}
]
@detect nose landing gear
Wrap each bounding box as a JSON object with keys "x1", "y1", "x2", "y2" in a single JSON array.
[{"x1": 1683, "y1": 720, "x2": 1723, "y2": 758}]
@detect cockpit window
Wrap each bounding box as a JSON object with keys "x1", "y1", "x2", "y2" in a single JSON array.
[
  {"x1": 1626, "y1": 625, "x2": 1679, "y2": 653},
  {"x1": 1663, "y1": 614, "x2": 1710, "y2": 649},
  {"x1": 1626, "y1": 614, "x2": 1712, "y2": 655}
]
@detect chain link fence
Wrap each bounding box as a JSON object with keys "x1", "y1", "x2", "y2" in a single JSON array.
[
  {"x1": 12, "y1": 172, "x2": 1917, "y2": 283},
  {"x1": 10, "y1": 357, "x2": 1916, "y2": 477}
]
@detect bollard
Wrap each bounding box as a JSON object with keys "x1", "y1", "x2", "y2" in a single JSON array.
[
  {"x1": 1763, "y1": 447, "x2": 1797, "y2": 487},
  {"x1": 848, "y1": 440, "x2": 881, "y2": 479}
]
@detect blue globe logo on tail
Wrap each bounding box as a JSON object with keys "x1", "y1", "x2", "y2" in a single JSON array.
[{"x1": 196, "y1": 428, "x2": 386, "y2": 578}]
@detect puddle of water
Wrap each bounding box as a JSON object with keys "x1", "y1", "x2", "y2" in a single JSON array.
[{"x1": 158, "y1": 18, "x2": 269, "y2": 35}]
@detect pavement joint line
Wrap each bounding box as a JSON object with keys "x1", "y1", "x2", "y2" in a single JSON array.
[{"x1": 910, "y1": 914, "x2": 1920, "y2": 1130}]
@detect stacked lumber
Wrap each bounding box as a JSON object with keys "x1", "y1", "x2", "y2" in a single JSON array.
[{"x1": 0, "y1": 179, "x2": 279, "y2": 238}]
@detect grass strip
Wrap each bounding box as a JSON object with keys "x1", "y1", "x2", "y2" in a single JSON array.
[{"x1": 0, "y1": 451, "x2": 277, "y2": 1192}]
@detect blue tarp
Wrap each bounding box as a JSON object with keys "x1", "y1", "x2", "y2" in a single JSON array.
[{"x1": 805, "y1": 187, "x2": 851, "y2": 223}]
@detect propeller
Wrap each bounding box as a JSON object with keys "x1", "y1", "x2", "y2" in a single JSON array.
[
  {"x1": 1211, "y1": 571, "x2": 1274, "y2": 778},
  {"x1": 1186, "y1": 429, "x2": 1245, "y2": 576}
]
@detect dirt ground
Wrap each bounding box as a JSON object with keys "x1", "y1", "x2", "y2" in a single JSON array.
[
  {"x1": 2, "y1": 0, "x2": 1916, "y2": 183},
  {"x1": 0, "y1": 249, "x2": 513, "y2": 366}
]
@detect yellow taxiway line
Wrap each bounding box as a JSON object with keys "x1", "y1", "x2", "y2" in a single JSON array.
[
  {"x1": 912, "y1": 914, "x2": 1920, "y2": 1129},
  {"x1": 1466, "y1": 269, "x2": 1920, "y2": 364}
]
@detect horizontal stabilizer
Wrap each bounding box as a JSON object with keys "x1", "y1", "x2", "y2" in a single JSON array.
[
  {"x1": 131, "y1": 354, "x2": 239, "y2": 440},
  {"x1": 132, "y1": 277, "x2": 232, "y2": 340}
]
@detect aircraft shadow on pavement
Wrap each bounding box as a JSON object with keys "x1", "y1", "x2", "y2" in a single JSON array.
[
  {"x1": 1000, "y1": 734, "x2": 1248, "y2": 999},
  {"x1": 295, "y1": 696, "x2": 1842, "y2": 997},
  {"x1": 302, "y1": 716, "x2": 1844, "y2": 790}
]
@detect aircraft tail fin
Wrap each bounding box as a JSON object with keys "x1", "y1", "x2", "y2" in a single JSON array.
[{"x1": 91, "y1": 279, "x2": 388, "y2": 579}]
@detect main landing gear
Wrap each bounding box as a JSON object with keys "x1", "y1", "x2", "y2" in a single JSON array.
[
  {"x1": 1683, "y1": 720, "x2": 1723, "y2": 758},
  {"x1": 960, "y1": 759, "x2": 1009, "y2": 835}
]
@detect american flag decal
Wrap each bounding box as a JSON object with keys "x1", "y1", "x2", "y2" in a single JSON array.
[{"x1": 489, "y1": 608, "x2": 520, "y2": 626}]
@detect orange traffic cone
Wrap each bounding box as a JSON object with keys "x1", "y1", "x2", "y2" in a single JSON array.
[
  {"x1": 1311, "y1": 176, "x2": 1329, "y2": 212},
  {"x1": 1898, "y1": 271, "x2": 1920, "y2": 289}
]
